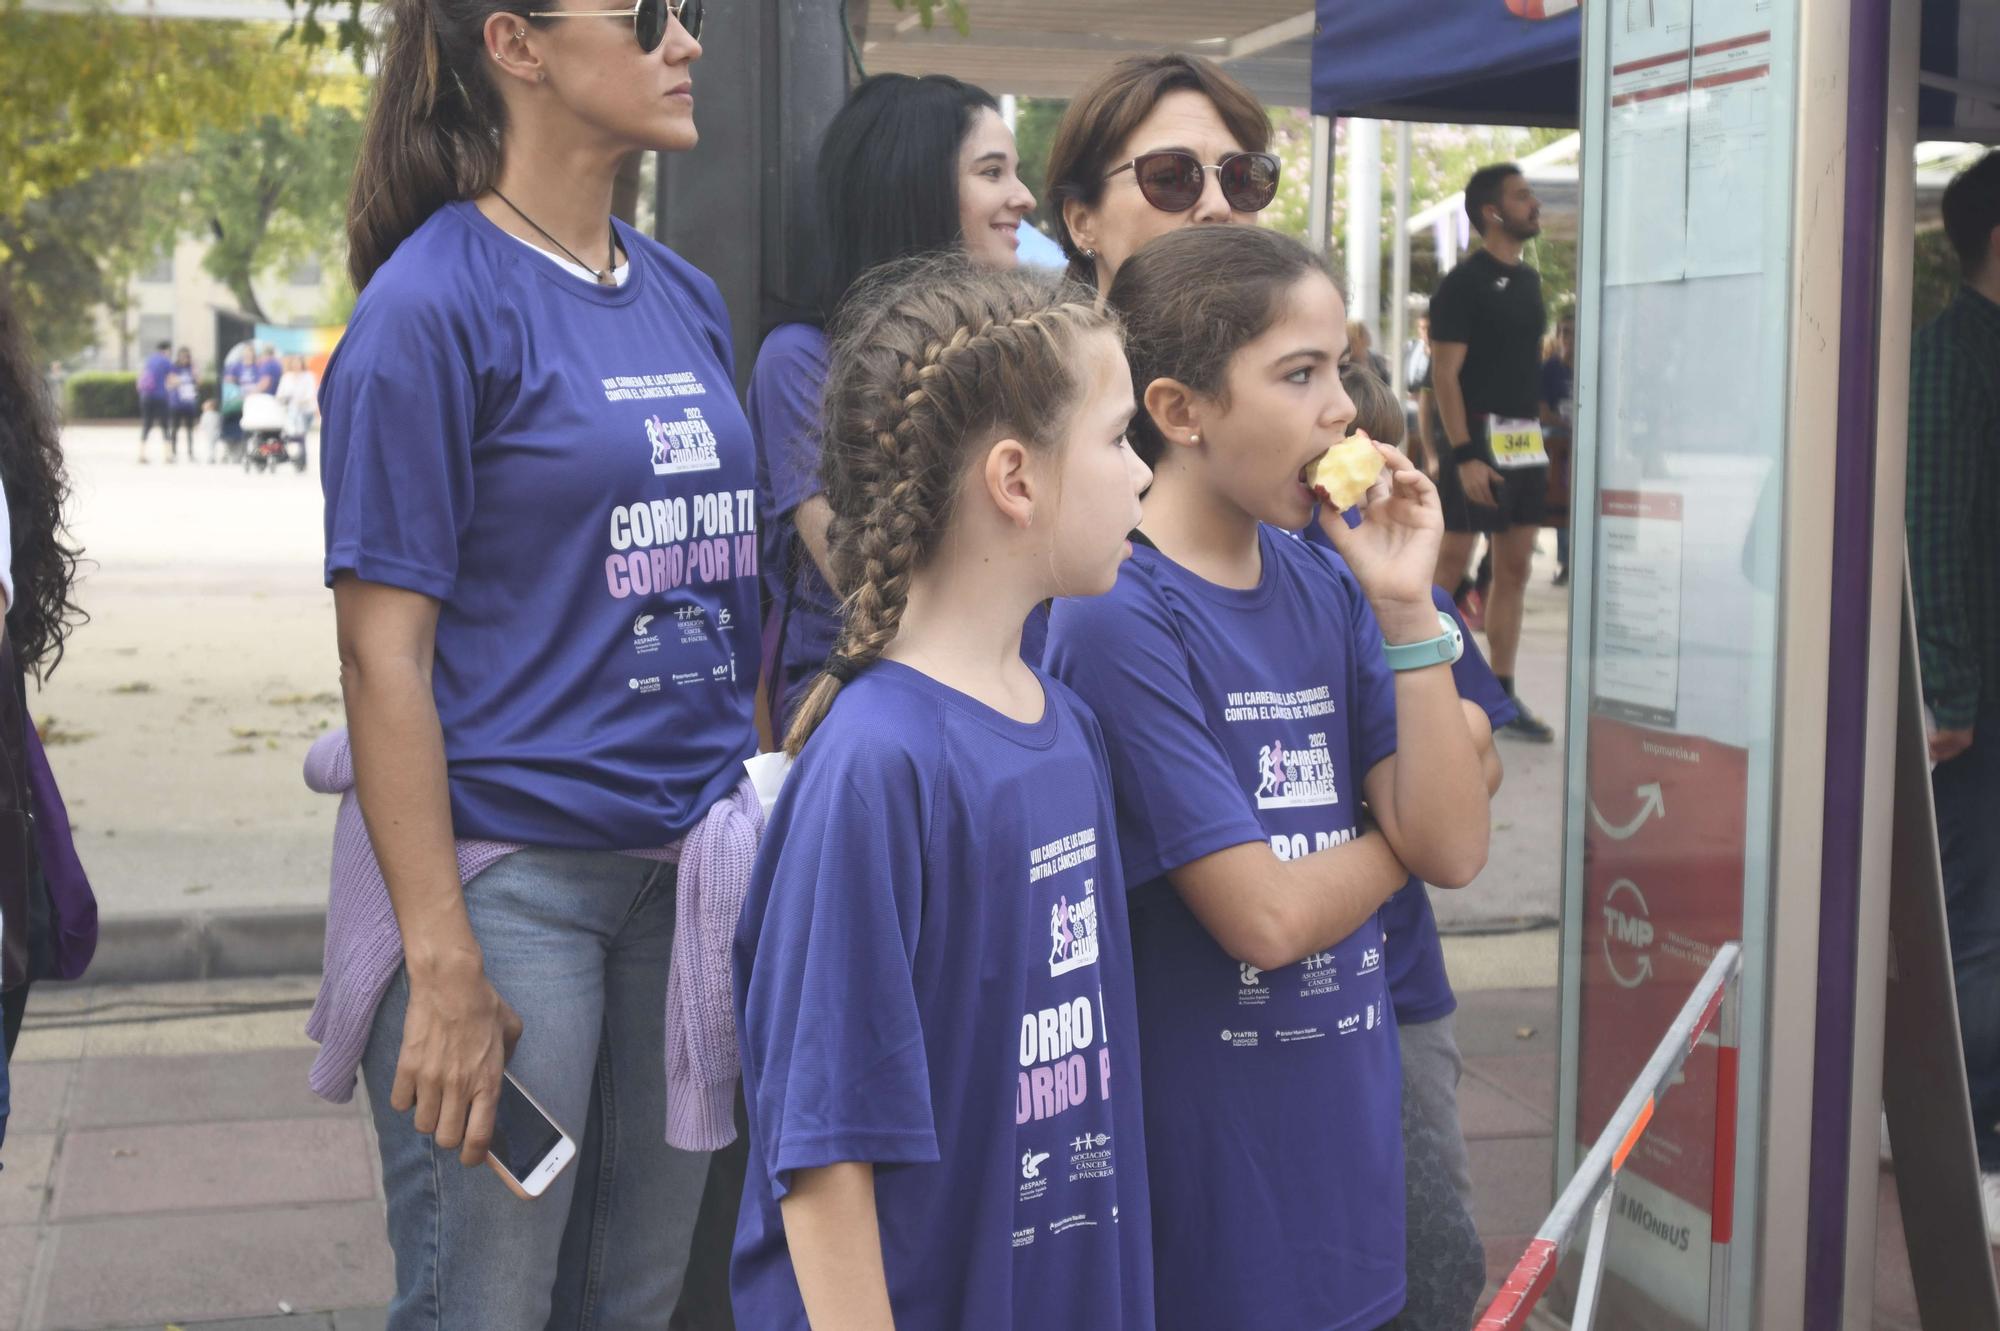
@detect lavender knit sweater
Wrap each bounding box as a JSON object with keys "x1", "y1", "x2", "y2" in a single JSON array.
[{"x1": 302, "y1": 730, "x2": 767, "y2": 1152}]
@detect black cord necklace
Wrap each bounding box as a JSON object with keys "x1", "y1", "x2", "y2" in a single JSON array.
[{"x1": 492, "y1": 189, "x2": 620, "y2": 287}]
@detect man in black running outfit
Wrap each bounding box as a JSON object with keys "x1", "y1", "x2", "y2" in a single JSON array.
[{"x1": 1428, "y1": 162, "x2": 1556, "y2": 742}]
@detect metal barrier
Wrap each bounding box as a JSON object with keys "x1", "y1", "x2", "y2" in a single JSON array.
[{"x1": 1475, "y1": 941, "x2": 1744, "y2": 1331}]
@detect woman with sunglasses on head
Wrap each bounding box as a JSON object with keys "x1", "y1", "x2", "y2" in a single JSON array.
[
  {"x1": 749, "y1": 72, "x2": 1036, "y2": 731},
  {"x1": 1044, "y1": 54, "x2": 1497, "y2": 1331},
  {"x1": 314, "y1": 0, "x2": 756, "y2": 1325}
]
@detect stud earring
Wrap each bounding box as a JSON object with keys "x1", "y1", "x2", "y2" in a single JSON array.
[
  {"x1": 1081, "y1": 248, "x2": 1097, "y2": 259},
  {"x1": 1189, "y1": 432, "x2": 1200, "y2": 445}
]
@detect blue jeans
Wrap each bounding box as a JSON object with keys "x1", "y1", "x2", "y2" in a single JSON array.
[
  {"x1": 1933, "y1": 733, "x2": 2000, "y2": 1171},
  {"x1": 362, "y1": 848, "x2": 712, "y2": 1330}
]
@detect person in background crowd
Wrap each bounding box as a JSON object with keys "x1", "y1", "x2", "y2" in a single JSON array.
[
  {"x1": 1907, "y1": 148, "x2": 2000, "y2": 1242},
  {"x1": 1046, "y1": 52, "x2": 1278, "y2": 292},
  {"x1": 1429, "y1": 163, "x2": 1557, "y2": 742},
  {"x1": 1406, "y1": 309, "x2": 1434, "y2": 466},
  {"x1": 255, "y1": 342, "x2": 284, "y2": 397},
  {"x1": 44, "y1": 362, "x2": 67, "y2": 421},
  {"x1": 166, "y1": 347, "x2": 202, "y2": 464},
  {"x1": 314, "y1": 0, "x2": 757, "y2": 1323},
  {"x1": 218, "y1": 342, "x2": 257, "y2": 458},
  {"x1": 734, "y1": 256, "x2": 1156, "y2": 1331},
  {"x1": 277, "y1": 354, "x2": 320, "y2": 442},
  {"x1": 1332, "y1": 363, "x2": 1508, "y2": 1329},
  {"x1": 749, "y1": 71, "x2": 1035, "y2": 733},
  {"x1": 137, "y1": 339, "x2": 173, "y2": 465},
  {"x1": 1049, "y1": 223, "x2": 1491, "y2": 1331},
  {"x1": 1541, "y1": 309, "x2": 1574, "y2": 587},
  {"x1": 1347, "y1": 319, "x2": 1392, "y2": 386},
  {"x1": 0, "y1": 284, "x2": 91, "y2": 1102}
]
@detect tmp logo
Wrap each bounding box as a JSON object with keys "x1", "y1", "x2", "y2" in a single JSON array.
[{"x1": 1602, "y1": 877, "x2": 1654, "y2": 988}]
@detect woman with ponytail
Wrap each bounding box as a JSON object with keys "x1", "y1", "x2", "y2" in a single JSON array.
[
  {"x1": 731, "y1": 257, "x2": 1156, "y2": 1329},
  {"x1": 311, "y1": 0, "x2": 760, "y2": 1324}
]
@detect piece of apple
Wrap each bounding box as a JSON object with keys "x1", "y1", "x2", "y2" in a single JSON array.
[{"x1": 1305, "y1": 431, "x2": 1386, "y2": 511}]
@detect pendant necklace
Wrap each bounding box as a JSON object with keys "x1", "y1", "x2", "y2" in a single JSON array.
[{"x1": 492, "y1": 189, "x2": 619, "y2": 287}]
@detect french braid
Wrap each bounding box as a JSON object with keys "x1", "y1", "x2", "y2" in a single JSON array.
[{"x1": 783, "y1": 254, "x2": 1115, "y2": 755}]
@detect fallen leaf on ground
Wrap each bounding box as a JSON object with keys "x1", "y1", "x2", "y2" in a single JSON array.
[
  {"x1": 1516, "y1": 1026, "x2": 1537, "y2": 1040},
  {"x1": 37, "y1": 718, "x2": 94, "y2": 746},
  {"x1": 184, "y1": 884, "x2": 210, "y2": 895},
  {"x1": 268, "y1": 691, "x2": 340, "y2": 707},
  {"x1": 222, "y1": 743, "x2": 256, "y2": 756},
  {"x1": 230, "y1": 726, "x2": 269, "y2": 739},
  {"x1": 110, "y1": 681, "x2": 154, "y2": 695}
]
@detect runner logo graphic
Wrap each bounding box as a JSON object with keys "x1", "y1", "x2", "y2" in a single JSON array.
[
  {"x1": 1251, "y1": 733, "x2": 1342, "y2": 809},
  {"x1": 1048, "y1": 879, "x2": 1100, "y2": 977},
  {"x1": 645, "y1": 406, "x2": 720, "y2": 475}
]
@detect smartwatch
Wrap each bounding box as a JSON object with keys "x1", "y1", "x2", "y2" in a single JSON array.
[{"x1": 1383, "y1": 610, "x2": 1465, "y2": 672}]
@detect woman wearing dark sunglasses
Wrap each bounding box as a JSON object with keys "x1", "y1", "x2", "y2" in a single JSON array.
[
  {"x1": 319, "y1": 0, "x2": 755, "y2": 1324},
  {"x1": 1044, "y1": 52, "x2": 1492, "y2": 1331},
  {"x1": 1046, "y1": 53, "x2": 1277, "y2": 290}
]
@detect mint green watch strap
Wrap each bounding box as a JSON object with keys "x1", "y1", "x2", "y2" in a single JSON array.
[{"x1": 1382, "y1": 610, "x2": 1464, "y2": 672}]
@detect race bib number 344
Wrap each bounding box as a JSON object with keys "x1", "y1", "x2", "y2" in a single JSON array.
[{"x1": 1487, "y1": 415, "x2": 1548, "y2": 470}]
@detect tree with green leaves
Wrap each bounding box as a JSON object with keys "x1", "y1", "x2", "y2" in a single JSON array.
[
  {"x1": 159, "y1": 101, "x2": 366, "y2": 320},
  {"x1": 0, "y1": 7, "x2": 312, "y2": 218}
]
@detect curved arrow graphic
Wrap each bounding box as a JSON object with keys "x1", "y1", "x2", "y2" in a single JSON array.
[{"x1": 1589, "y1": 782, "x2": 1667, "y2": 840}]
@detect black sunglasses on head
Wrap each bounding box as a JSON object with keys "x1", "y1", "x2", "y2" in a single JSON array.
[
  {"x1": 527, "y1": 0, "x2": 701, "y2": 52},
  {"x1": 1104, "y1": 149, "x2": 1281, "y2": 215}
]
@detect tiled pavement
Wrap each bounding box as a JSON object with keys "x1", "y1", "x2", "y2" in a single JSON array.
[{"x1": 0, "y1": 978, "x2": 1944, "y2": 1330}]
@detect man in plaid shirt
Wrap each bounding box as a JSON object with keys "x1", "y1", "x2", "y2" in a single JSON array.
[{"x1": 1909, "y1": 149, "x2": 2000, "y2": 1240}]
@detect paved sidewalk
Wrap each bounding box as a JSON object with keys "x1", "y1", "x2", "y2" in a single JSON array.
[{"x1": 0, "y1": 972, "x2": 1941, "y2": 1330}]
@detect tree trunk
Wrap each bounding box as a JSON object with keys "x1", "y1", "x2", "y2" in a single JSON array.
[{"x1": 612, "y1": 151, "x2": 644, "y2": 225}]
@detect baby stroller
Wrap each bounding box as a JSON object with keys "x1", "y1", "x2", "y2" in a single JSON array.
[{"x1": 239, "y1": 393, "x2": 305, "y2": 473}]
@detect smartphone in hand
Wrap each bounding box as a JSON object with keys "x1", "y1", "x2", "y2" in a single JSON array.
[{"x1": 486, "y1": 1071, "x2": 576, "y2": 1200}]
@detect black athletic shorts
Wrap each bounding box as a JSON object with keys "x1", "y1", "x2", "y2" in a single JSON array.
[{"x1": 1436, "y1": 453, "x2": 1549, "y2": 534}]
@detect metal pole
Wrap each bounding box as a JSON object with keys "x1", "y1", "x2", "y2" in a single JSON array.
[
  {"x1": 1307, "y1": 114, "x2": 1334, "y2": 259},
  {"x1": 1390, "y1": 120, "x2": 1412, "y2": 405},
  {"x1": 1344, "y1": 116, "x2": 1382, "y2": 343}
]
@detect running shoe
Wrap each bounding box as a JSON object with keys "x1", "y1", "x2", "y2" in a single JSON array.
[{"x1": 1501, "y1": 698, "x2": 1556, "y2": 743}]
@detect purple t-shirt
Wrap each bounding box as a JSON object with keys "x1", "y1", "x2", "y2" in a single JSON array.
[
  {"x1": 1303, "y1": 528, "x2": 1517, "y2": 1025},
  {"x1": 1045, "y1": 526, "x2": 1406, "y2": 1331},
  {"x1": 319, "y1": 200, "x2": 759, "y2": 847},
  {"x1": 746, "y1": 322, "x2": 840, "y2": 725},
  {"x1": 733, "y1": 661, "x2": 1154, "y2": 1330},
  {"x1": 139, "y1": 352, "x2": 172, "y2": 402}
]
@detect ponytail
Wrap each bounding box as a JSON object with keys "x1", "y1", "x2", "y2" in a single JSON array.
[
  {"x1": 347, "y1": 0, "x2": 509, "y2": 291},
  {"x1": 781, "y1": 255, "x2": 1118, "y2": 756}
]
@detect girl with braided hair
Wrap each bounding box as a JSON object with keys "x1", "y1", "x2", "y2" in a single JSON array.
[
  {"x1": 1045, "y1": 224, "x2": 1493, "y2": 1331},
  {"x1": 732, "y1": 255, "x2": 1156, "y2": 1330}
]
